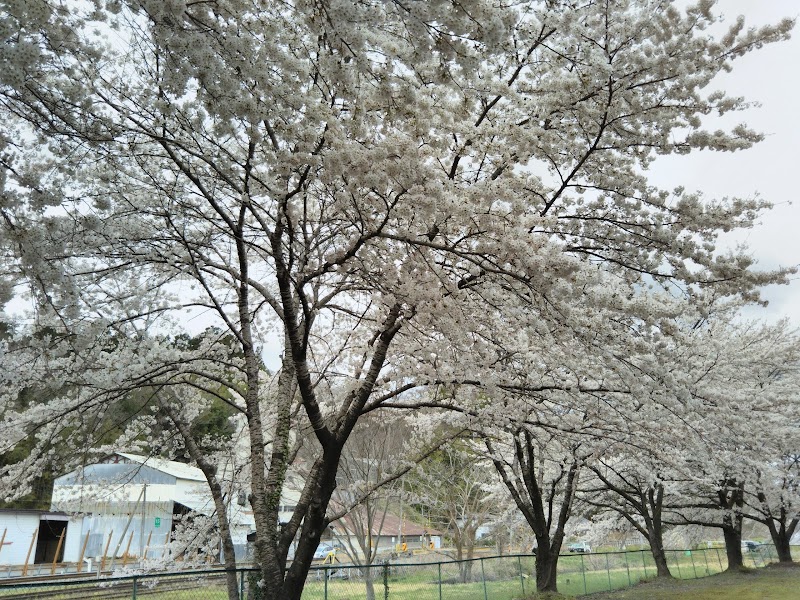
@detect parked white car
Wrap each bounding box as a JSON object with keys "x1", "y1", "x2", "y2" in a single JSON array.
[
  {"x1": 567, "y1": 542, "x2": 592, "y2": 553},
  {"x1": 313, "y1": 543, "x2": 337, "y2": 560}
]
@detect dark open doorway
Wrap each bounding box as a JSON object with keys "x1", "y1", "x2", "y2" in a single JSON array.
[{"x1": 34, "y1": 519, "x2": 67, "y2": 564}]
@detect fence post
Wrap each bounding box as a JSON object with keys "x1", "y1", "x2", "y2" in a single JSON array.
[
  {"x1": 239, "y1": 570, "x2": 245, "y2": 600},
  {"x1": 673, "y1": 550, "x2": 682, "y2": 579},
  {"x1": 518, "y1": 555, "x2": 525, "y2": 596},
  {"x1": 324, "y1": 566, "x2": 328, "y2": 600},
  {"x1": 625, "y1": 552, "x2": 631, "y2": 587},
  {"x1": 383, "y1": 560, "x2": 389, "y2": 600},
  {"x1": 689, "y1": 550, "x2": 697, "y2": 578},
  {"x1": 581, "y1": 553, "x2": 587, "y2": 595},
  {"x1": 703, "y1": 548, "x2": 710, "y2": 575},
  {"x1": 132, "y1": 574, "x2": 137, "y2": 600},
  {"x1": 480, "y1": 558, "x2": 488, "y2": 600},
  {"x1": 438, "y1": 562, "x2": 442, "y2": 600},
  {"x1": 605, "y1": 553, "x2": 612, "y2": 591},
  {"x1": 715, "y1": 548, "x2": 723, "y2": 572},
  {"x1": 641, "y1": 549, "x2": 648, "y2": 579}
]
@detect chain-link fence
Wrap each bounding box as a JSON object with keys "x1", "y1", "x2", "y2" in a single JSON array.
[{"x1": 0, "y1": 544, "x2": 795, "y2": 599}]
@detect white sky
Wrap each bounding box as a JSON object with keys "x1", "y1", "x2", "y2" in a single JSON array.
[{"x1": 649, "y1": 0, "x2": 800, "y2": 322}]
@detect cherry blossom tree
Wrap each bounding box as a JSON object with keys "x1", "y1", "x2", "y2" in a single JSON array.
[
  {"x1": 0, "y1": 1, "x2": 795, "y2": 598},
  {"x1": 743, "y1": 450, "x2": 800, "y2": 563},
  {"x1": 651, "y1": 318, "x2": 800, "y2": 571},
  {"x1": 485, "y1": 420, "x2": 590, "y2": 592},
  {"x1": 582, "y1": 454, "x2": 676, "y2": 577}
]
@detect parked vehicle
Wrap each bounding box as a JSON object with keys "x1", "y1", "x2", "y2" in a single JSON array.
[
  {"x1": 567, "y1": 542, "x2": 592, "y2": 553},
  {"x1": 741, "y1": 540, "x2": 760, "y2": 552},
  {"x1": 313, "y1": 543, "x2": 337, "y2": 560}
]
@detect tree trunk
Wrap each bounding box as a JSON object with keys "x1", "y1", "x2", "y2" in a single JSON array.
[
  {"x1": 646, "y1": 520, "x2": 672, "y2": 578},
  {"x1": 454, "y1": 529, "x2": 473, "y2": 583},
  {"x1": 364, "y1": 569, "x2": 376, "y2": 600},
  {"x1": 722, "y1": 523, "x2": 744, "y2": 570},
  {"x1": 651, "y1": 541, "x2": 672, "y2": 578},
  {"x1": 768, "y1": 526, "x2": 794, "y2": 563},
  {"x1": 267, "y1": 439, "x2": 349, "y2": 600},
  {"x1": 534, "y1": 546, "x2": 559, "y2": 593},
  {"x1": 487, "y1": 433, "x2": 578, "y2": 595},
  {"x1": 646, "y1": 484, "x2": 672, "y2": 578},
  {"x1": 460, "y1": 526, "x2": 477, "y2": 583},
  {"x1": 163, "y1": 407, "x2": 240, "y2": 600},
  {"x1": 460, "y1": 559, "x2": 473, "y2": 584}
]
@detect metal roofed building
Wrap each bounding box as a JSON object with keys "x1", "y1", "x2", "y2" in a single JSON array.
[{"x1": 50, "y1": 452, "x2": 256, "y2": 564}]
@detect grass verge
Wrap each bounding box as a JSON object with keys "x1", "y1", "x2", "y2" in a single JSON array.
[{"x1": 581, "y1": 563, "x2": 800, "y2": 600}]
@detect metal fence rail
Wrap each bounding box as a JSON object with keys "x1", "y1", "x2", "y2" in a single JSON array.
[{"x1": 0, "y1": 544, "x2": 795, "y2": 599}]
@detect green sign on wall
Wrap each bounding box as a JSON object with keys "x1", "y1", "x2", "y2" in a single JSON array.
[{"x1": 155, "y1": 517, "x2": 161, "y2": 528}]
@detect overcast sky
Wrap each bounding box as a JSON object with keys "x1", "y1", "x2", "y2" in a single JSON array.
[{"x1": 649, "y1": 0, "x2": 800, "y2": 322}]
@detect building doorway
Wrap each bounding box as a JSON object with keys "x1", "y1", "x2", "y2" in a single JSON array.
[{"x1": 34, "y1": 519, "x2": 67, "y2": 564}]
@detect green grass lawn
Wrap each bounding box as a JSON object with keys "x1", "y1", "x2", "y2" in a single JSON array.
[
  {"x1": 0, "y1": 550, "x2": 785, "y2": 599},
  {"x1": 582, "y1": 564, "x2": 800, "y2": 600}
]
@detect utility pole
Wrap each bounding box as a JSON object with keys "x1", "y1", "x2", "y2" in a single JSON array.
[{"x1": 139, "y1": 483, "x2": 147, "y2": 563}]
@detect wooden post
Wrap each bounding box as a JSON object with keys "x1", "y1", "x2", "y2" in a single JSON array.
[
  {"x1": 76, "y1": 531, "x2": 90, "y2": 573},
  {"x1": 22, "y1": 528, "x2": 38, "y2": 577},
  {"x1": 100, "y1": 530, "x2": 114, "y2": 573},
  {"x1": 50, "y1": 529, "x2": 66, "y2": 575},
  {"x1": 142, "y1": 530, "x2": 152, "y2": 560},
  {"x1": 122, "y1": 531, "x2": 134, "y2": 567},
  {"x1": 0, "y1": 528, "x2": 6, "y2": 562}
]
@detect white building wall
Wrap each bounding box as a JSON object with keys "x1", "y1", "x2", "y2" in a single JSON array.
[
  {"x1": 0, "y1": 513, "x2": 40, "y2": 566},
  {"x1": 0, "y1": 512, "x2": 86, "y2": 566}
]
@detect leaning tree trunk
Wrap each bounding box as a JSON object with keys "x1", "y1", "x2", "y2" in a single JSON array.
[
  {"x1": 773, "y1": 535, "x2": 793, "y2": 563},
  {"x1": 279, "y1": 450, "x2": 345, "y2": 600},
  {"x1": 164, "y1": 408, "x2": 240, "y2": 600},
  {"x1": 650, "y1": 539, "x2": 672, "y2": 578}
]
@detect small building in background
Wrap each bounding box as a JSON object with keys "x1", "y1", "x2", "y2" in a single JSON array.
[
  {"x1": 0, "y1": 452, "x2": 304, "y2": 569},
  {"x1": 332, "y1": 511, "x2": 442, "y2": 558},
  {"x1": 51, "y1": 452, "x2": 257, "y2": 563},
  {"x1": 0, "y1": 509, "x2": 84, "y2": 568}
]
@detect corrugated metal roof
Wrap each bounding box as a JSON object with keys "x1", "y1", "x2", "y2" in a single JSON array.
[
  {"x1": 55, "y1": 463, "x2": 177, "y2": 486},
  {"x1": 116, "y1": 453, "x2": 206, "y2": 482}
]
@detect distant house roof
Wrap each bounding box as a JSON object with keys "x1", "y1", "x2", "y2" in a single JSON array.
[
  {"x1": 338, "y1": 511, "x2": 442, "y2": 537},
  {"x1": 114, "y1": 453, "x2": 206, "y2": 482}
]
